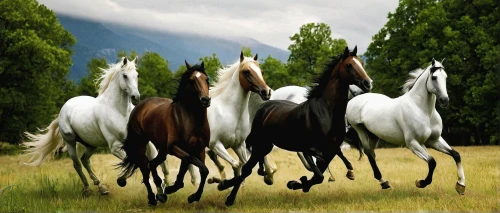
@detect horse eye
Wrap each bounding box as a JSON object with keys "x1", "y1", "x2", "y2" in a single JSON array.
[
  {"x1": 123, "y1": 74, "x2": 128, "y2": 79},
  {"x1": 432, "y1": 76, "x2": 437, "y2": 80},
  {"x1": 347, "y1": 64, "x2": 353, "y2": 68}
]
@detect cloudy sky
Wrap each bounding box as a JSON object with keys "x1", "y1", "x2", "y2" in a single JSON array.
[{"x1": 38, "y1": 0, "x2": 399, "y2": 54}]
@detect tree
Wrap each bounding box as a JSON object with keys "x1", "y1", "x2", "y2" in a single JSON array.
[
  {"x1": 199, "y1": 53, "x2": 222, "y2": 85},
  {"x1": 364, "y1": 0, "x2": 500, "y2": 145},
  {"x1": 287, "y1": 23, "x2": 348, "y2": 86},
  {"x1": 137, "y1": 51, "x2": 174, "y2": 99},
  {"x1": 77, "y1": 58, "x2": 107, "y2": 97},
  {"x1": 0, "y1": 0, "x2": 76, "y2": 143},
  {"x1": 241, "y1": 46, "x2": 253, "y2": 57},
  {"x1": 260, "y1": 55, "x2": 292, "y2": 89}
]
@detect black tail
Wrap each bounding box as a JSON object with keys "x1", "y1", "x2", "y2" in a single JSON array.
[
  {"x1": 115, "y1": 130, "x2": 148, "y2": 181},
  {"x1": 343, "y1": 125, "x2": 364, "y2": 160}
]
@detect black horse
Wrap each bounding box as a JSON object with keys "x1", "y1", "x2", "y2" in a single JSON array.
[{"x1": 217, "y1": 46, "x2": 373, "y2": 206}]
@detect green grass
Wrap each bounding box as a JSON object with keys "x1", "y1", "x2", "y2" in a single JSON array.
[{"x1": 1, "y1": 146, "x2": 498, "y2": 212}]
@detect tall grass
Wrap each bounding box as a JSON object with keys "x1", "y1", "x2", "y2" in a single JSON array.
[{"x1": 0, "y1": 146, "x2": 498, "y2": 212}]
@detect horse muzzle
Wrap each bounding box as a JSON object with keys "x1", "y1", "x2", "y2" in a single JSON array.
[
  {"x1": 259, "y1": 89, "x2": 271, "y2": 101},
  {"x1": 357, "y1": 79, "x2": 373, "y2": 93},
  {"x1": 438, "y1": 97, "x2": 449, "y2": 108},
  {"x1": 131, "y1": 94, "x2": 141, "y2": 104},
  {"x1": 200, "y1": 96, "x2": 211, "y2": 108}
]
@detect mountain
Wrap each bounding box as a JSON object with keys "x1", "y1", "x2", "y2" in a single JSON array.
[{"x1": 56, "y1": 14, "x2": 290, "y2": 82}]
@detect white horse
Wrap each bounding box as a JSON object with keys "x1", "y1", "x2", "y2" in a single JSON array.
[
  {"x1": 22, "y1": 57, "x2": 169, "y2": 194},
  {"x1": 346, "y1": 58, "x2": 465, "y2": 194}
]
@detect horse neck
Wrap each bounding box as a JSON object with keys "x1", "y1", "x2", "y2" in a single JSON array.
[
  {"x1": 174, "y1": 98, "x2": 208, "y2": 124},
  {"x1": 217, "y1": 69, "x2": 251, "y2": 115},
  {"x1": 320, "y1": 72, "x2": 350, "y2": 120},
  {"x1": 98, "y1": 77, "x2": 132, "y2": 116},
  {"x1": 407, "y1": 70, "x2": 436, "y2": 116}
]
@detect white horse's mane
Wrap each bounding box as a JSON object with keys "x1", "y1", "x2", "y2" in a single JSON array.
[
  {"x1": 95, "y1": 58, "x2": 136, "y2": 96},
  {"x1": 402, "y1": 67, "x2": 426, "y2": 94},
  {"x1": 210, "y1": 57, "x2": 255, "y2": 98}
]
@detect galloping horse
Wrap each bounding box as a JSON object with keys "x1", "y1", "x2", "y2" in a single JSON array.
[
  {"x1": 217, "y1": 46, "x2": 373, "y2": 206},
  {"x1": 346, "y1": 58, "x2": 466, "y2": 194},
  {"x1": 256, "y1": 85, "x2": 365, "y2": 184},
  {"x1": 22, "y1": 57, "x2": 153, "y2": 195},
  {"x1": 116, "y1": 61, "x2": 211, "y2": 206}
]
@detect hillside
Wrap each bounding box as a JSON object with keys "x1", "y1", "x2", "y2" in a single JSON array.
[{"x1": 57, "y1": 14, "x2": 290, "y2": 82}]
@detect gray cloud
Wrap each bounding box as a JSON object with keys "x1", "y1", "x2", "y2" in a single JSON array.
[{"x1": 38, "y1": 0, "x2": 398, "y2": 54}]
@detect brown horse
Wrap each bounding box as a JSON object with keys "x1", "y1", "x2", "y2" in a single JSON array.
[
  {"x1": 116, "y1": 60, "x2": 210, "y2": 206},
  {"x1": 217, "y1": 46, "x2": 373, "y2": 206}
]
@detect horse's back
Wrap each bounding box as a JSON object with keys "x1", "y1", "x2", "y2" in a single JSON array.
[
  {"x1": 347, "y1": 93, "x2": 405, "y2": 144},
  {"x1": 271, "y1": 86, "x2": 308, "y2": 104}
]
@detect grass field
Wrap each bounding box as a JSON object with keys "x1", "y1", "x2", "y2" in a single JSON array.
[{"x1": 0, "y1": 146, "x2": 498, "y2": 212}]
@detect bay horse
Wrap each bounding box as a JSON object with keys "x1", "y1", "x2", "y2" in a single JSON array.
[
  {"x1": 116, "y1": 61, "x2": 211, "y2": 206},
  {"x1": 217, "y1": 46, "x2": 373, "y2": 206},
  {"x1": 346, "y1": 58, "x2": 466, "y2": 194},
  {"x1": 22, "y1": 57, "x2": 152, "y2": 195}
]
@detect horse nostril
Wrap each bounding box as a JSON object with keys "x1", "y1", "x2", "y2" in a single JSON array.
[{"x1": 363, "y1": 80, "x2": 370, "y2": 88}]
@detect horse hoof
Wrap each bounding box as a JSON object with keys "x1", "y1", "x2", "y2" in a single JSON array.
[
  {"x1": 328, "y1": 176, "x2": 335, "y2": 182},
  {"x1": 381, "y1": 181, "x2": 392, "y2": 189},
  {"x1": 82, "y1": 187, "x2": 92, "y2": 196},
  {"x1": 258, "y1": 168, "x2": 265, "y2": 176},
  {"x1": 117, "y1": 178, "x2": 127, "y2": 187},
  {"x1": 415, "y1": 179, "x2": 429, "y2": 188},
  {"x1": 455, "y1": 182, "x2": 465, "y2": 195},
  {"x1": 148, "y1": 200, "x2": 158, "y2": 206},
  {"x1": 211, "y1": 177, "x2": 222, "y2": 183},
  {"x1": 287, "y1": 181, "x2": 302, "y2": 190},
  {"x1": 207, "y1": 178, "x2": 214, "y2": 184},
  {"x1": 218, "y1": 181, "x2": 229, "y2": 191},
  {"x1": 188, "y1": 194, "x2": 201, "y2": 203},
  {"x1": 225, "y1": 199, "x2": 235, "y2": 207},
  {"x1": 346, "y1": 170, "x2": 355, "y2": 180},
  {"x1": 264, "y1": 175, "x2": 274, "y2": 185},
  {"x1": 156, "y1": 193, "x2": 167, "y2": 203},
  {"x1": 98, "y1": 185, "x2": 109, "y2": 195}
]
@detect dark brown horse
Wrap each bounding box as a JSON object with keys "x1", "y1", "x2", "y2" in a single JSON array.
[
  {"x1": 217, "y1": 46, "x2": 373, "y2": 206},
  {"x1": 116, "y1": 60, "x2": 211, "y2": 206}
]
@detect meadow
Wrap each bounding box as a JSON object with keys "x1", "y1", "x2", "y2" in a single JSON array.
[{"x1": 0, "y1": 146, "x2": 498, "y2": 212}]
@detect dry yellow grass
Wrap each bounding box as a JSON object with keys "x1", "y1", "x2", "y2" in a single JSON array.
[{"x1": 0, "y1": 146, "x2": 498, "y2": 212}]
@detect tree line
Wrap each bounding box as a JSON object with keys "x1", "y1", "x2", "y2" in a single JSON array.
[{"x1": 0, "y1": 0, "x2": 498, "y2": 146}]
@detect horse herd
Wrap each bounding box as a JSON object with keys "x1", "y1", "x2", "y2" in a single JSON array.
[{"x1": 22, "y1": 46, "x2": 465, "y2": 207}]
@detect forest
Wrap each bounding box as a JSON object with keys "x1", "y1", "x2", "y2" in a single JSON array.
[{"x1": 0, "y1": 0, "x2": 498, "y2": 146}]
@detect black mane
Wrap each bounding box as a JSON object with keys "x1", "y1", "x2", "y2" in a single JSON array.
[
  {"x1": 306, "y1": 54, "x2": 343, "y2": 99},
  {"x1": 172, "y1": 63, "x2": 207, "y2": 102}
]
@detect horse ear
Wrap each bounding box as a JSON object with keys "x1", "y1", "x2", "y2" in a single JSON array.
[
  {"x1": 200, "y1": 61, "x2": 205, "y2": 69},
  {"x1": 432, "y1": 58, "x2": 436, "y2": 66},
  {"x1": 350, "y1": 45, "x2": 357, "y2": 56},
  {"x1": 240, "y1": 51, "x2": 244, "y2": 62},
  {"x1": 342, "y1": 46, "x2": 349, "y2": 60},
  {"x1": 253, "y1": 53, "x2": 258, "y2": 61},
  {"x1": 185, "y1": 60, "x2": 192, "y2": 70},
  {"x1": 441, "y1": 58, "x2": 446, "y2": 65},
  {"x1": 122, "y1": 57, "x2": 128, "y2": 66},
  {"x1": 132, "y1": 56, "x2": 138, "y2": 63}
]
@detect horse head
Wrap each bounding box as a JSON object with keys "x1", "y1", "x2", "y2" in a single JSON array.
[
  {"x1": 118, "y1": 57, "x2": 140, "y2": 102},
  {"x1": 238, "y1": 51, "x2": 271, "y2": 100},
  {"x1": 338, "y1": 46, "x2": 372, "y2": 92},
  {"x1": 427, "y1": 58, "x2": 449, "y2": 108}
]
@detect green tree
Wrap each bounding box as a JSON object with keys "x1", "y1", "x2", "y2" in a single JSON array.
[
  {"x1": 287, "y1": 23, "x2": 348, "y2": 86},
  {"x1": 241, "y1": 46, "x2": 253, "y2": 57},
  {"x1": 199, "y1": 53, "x2": 222, "y2": 85},
  {"x1": 77, "y1": 58, "x2": 107, "y2": 97},
  {"x1": 117, "y1": 49, "x2": 138, "y2": 63},
  {"x1": 364, "y1": 0, "x2": 500, "y2": 145},
  {"x1": 0, "y1": 0, "x2": 76, "y2": 143},
  {"x1": 137, "y1": 51, "x2": 174, "y2": 99},
  {"x1": 260, "y1": 55, "x2": 292, "y2": 89}
]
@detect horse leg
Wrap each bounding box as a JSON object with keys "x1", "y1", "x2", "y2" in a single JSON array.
[
  {"x1": 138, "y1": 162, "x2": 157, "y2": 206},
  {"x1": 186, "y1": 152, "x2": 209, "y2": 203},
  {"x1": 65, "y1": 142, "x2": 91, "y2": 194},
  {"x1": 146, "y1": 142, "x2": 171, "y2": 188},
  {"x1": 407, "y1": 140, "x2": 436, "y2": 189},
  {"x1": 427, "y1": 137, "x2": 465, "y2": 194},
  {"x1": 211, "y1": 141, "x2": 240, "y2": 180},
  {"x1": 207, "y1": 149, "x2": 225, "y2": 184},
  {"x1": 218, "y1": 143, "x2": 272, "y2": 206},
  {"x1": 164, "y1": 146, "x2": 190, "y2": 194},
  {"x1": 351, "y1": 124, "x2": 390, "y2": 189},
  {"x1": 188, "y1": 165, "x2": 200, "y2": 187},
  {"x1": 148, "y1": 148, "x2": 168, "y2": 203},
  {"x1": 110, "y1": 140, "x2": 126, "y2": 160},
  {"x1": 261, "y1": 156, "x2": 277, "y2": 185},
  {"x1": 287, "y1": 153, "x2": 325, "y2": 193},
  {"x1": 234, "y1": 143, "x2": 250, "y2": 186},
  {"x1": 337, "y1": 150, "x2": 355, "y2": 180},
  {"x1": 80, "y1": 145, "x2": 109, "y2": 195}
]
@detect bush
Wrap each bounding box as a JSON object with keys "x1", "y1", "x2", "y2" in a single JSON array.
[{"x1": 0, "y1": 142, "x2": 24, "y2": 155}]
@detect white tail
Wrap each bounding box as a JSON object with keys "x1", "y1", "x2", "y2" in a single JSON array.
[{"x1": 22, "y1": 114, "x2": 64, "y2": 166}]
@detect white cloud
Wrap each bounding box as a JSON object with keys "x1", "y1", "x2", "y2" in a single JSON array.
[{"x1": 38, "y1": 0, "x2": 398, "y2": 54}]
